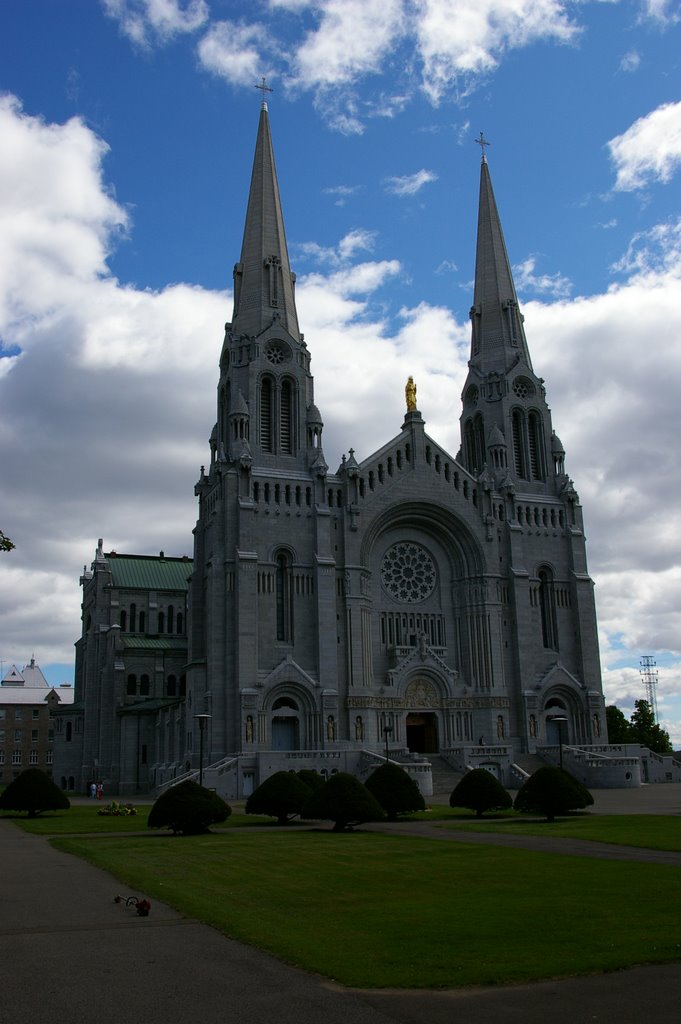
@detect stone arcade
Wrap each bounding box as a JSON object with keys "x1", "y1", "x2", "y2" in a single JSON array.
[{"x1": 57, "y1": 100, "x2": 625, "y2": 797}]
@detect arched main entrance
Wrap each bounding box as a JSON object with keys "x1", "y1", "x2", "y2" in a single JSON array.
[
  {"x1": 406, "y1": 712, "x2": 438, "y2": 753},
  {"x1": 271, "y1": 696, "x2": 301, "y2": 750}
]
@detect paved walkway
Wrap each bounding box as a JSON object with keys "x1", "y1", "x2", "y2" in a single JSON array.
[{"x1": 1, "y1": 786, "x2": 680, "y2": 1023}]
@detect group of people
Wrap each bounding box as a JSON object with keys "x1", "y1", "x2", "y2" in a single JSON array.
[{"x1": 89, "y1": 781, "x2": 104, "y2": 800}]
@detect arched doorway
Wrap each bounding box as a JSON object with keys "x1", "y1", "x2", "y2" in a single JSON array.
[
  {"x1": 271, "y1": 696, "x2": 300, "y2": 750},
  {"x1": 406, "y1": 712, "x2": 438, "y2": 753},
  {"x1": 544, "y1": 697, "x2": 570, "y2": 745}
]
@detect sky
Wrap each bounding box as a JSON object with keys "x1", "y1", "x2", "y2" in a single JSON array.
[{"x1": 1, "y1": 0, "x2": 681, "y2": 744}]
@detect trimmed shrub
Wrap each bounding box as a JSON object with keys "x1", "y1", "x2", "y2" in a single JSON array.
[
  {"x1": 246, "y1": 771, "x2": 312, "y2": 824},
  {"x1": 296, "y1": 769, "x2": 325, "y2": 793},
  {"x1": 449, "y1": 768, "x2": 512, "y2": 818},
  {"x1": 148, "y1": 780, "x2": 231, "y2": 835},
  {"x1": 0, "y1": 768, "x2": 70, "y2": 817},
  {"x1": 365, "y1": 763, "x2": 426, "y2": 820},
  {"x1": 514, "y1": 766, "x2": 594, "y2": 822},
  {"x1": 303, "y1": 772, "x2": 385, "y2": 832}
]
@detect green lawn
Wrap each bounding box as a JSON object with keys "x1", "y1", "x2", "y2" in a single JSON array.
[
  {"x1": 442, "y1": 814, "x2": 681, "y2": 851},
  {"x1": 0, "y1": 805, "x2": 271, "y2": 834},
  {"x1": 52, "y1": 829, "x2": 681, "y2": 988}
]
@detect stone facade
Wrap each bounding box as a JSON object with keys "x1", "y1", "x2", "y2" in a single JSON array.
[{"x1": 57, "y1": 104, "x2": 610, "y2": 796}]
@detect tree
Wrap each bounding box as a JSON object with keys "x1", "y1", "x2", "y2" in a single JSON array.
[
  {"x1": 0, "y1": 530, "x2": 14, "y2": 552},
  {"x1": 449, "y1": 768, "x2": 512, "y2": 818},
  {"x1": 605, "y1": 705, "x2": 634, "y2": 744},
  {"x1": 297, "y1": 769, "x2": 325, "y2": 793},
  {"x1": 365, "y1": 762, "x2": 425, "y2": 820},
  {"x1": 303, "y1": 772, "x2": 385, "y2": 832},
  {"x1": 0, "y1": 768, "x2": 70, "y2": 817},
  {"x1": 514, "y1": 766, "x2": 593, "y2": 823},
  {"x1": 147, "y1": 780, "x2": 231, "y2": 835},
  {"x1": 245, "y1": 771, "x2": 312, "y2": 824},
  {"x1": 630, "y1": 700, "x2": 673, "y2": 754}
]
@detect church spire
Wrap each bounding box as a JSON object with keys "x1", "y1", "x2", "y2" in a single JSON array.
[
  {"x1": 469, "y1": 142, "x2": 532, "y2": 374},
  {"x1": 230, "y1": 93, "x2": 300, "y2": 342}
]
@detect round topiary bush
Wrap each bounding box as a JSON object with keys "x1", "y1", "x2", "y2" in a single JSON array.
[
  {"x1": 449, "y1": 768, "x2": 512, "y2": 818},
  {"x1": 245, "y1": 770, "x2": 312, "y2": 824},
  {"x1": 303, "y1": 772, "x2": 385, "y2": 832},
  {"x1": 147, "y1": 780, "x2": 231, "y2": 835},
  {"x1": 365, "y1": 762, "x2": 426, "y2": 820},
  {"x1": 296, "y1": 769, "x2": 325, "y2": 793},
  {"x1": 514, "y1": 766, "x2": 594, "y2": 822},
  {"x1": 0, "y1": 768, "x2": 70, "y2": 817}
]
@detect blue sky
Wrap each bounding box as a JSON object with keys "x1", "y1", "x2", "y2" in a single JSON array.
[{"x1": 1, "y1": 0, "x2": 681, "y2": 743}]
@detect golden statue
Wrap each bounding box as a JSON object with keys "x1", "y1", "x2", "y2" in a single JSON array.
[{"x1": 405, "y1": 375, "x2": 417, "y2": 411}]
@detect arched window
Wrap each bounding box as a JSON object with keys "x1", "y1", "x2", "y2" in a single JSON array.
[
  {"x1": 512, "y1": 409, "x2": 528, "y2": 479},
  {"x1": 528, "y1": 411, "x2": 546, "y2": 480},
  {"x1": 140, "y1": 674, "x2": 150, "y2": 696},
  {"x1": 127, "y1": 674, "x2": 137, "y2": 695},
  {"x1": 538, "y1": 568, "x2": 558, "y2": 649},
  {"x1": 120, "y1": 610, "x2": 127, "y2": 631},
  {"x1": 177, "y1": 612, "x2": 183, "y2": 634},
  {"x1": 129, "y1": 603, "x2": 137, "y2": 633},
  {"x1": 275, "y1": 551, "x2": 293, "y2": 642},
  {"x1": 167, "y1": 605, "x2": 174, "y2": 633},
  {"x1": 158, "y1": 611, "x2": 165, "y2": 634},
  {"x1": 280, "y1": 379, "x2": 293, "y2": 454},
  {"x1": 260, "y1": 376, "x2": 273, "y2": 453},
  {"x1": 139, "y1": 610, "x2": 146, "y2": 633}
]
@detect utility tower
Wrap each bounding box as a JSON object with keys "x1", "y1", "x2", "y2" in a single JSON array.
[{"x1": 639, "y1": 656, "x2": 659, "y2": 722}]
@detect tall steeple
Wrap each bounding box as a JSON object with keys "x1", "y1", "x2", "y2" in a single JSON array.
[
  {"x1": 469, "y1": 142, "x2": 532, "y2": 374},
  {"x1": 230, "y1": 93, "x2": 300, "y2": 342},
  {"x1": 460, "y1": 140, "x2": 563, "y2": 495}
]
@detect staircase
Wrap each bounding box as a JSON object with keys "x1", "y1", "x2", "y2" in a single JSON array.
[
  {"x1": 426, "y1": 755, "x2": 465, "y2": 801},
  {"x1": 512, "y1": 753, "x2": 547, "y2": 778}
]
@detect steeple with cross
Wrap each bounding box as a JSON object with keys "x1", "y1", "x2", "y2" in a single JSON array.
[{"x1": 255, "y1": 76, "x2": 273, "y2": 110}]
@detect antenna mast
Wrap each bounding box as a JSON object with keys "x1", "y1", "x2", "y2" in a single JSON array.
[{"x1": 639, "y1": 655, "x2": 659, "y2": 722}]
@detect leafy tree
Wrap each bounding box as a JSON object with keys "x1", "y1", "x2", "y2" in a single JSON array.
[
  {"x1": 148, "y1": 780, "x2": 231, "y2": 835},
  {"x1": 630, "y1": 700, "x2": 673, "y2": 754},
  {"x1": 449, "y1": 768, "x2": 512, "y2": 818},
  {"x1": 514, "y1": 766, "x2": 593, "y2": 823},
  {"x1": 0, "y1": 529, "x2": 14, "y2": 552},
  {"x1": 245, "y1": 771, "x2": 312, "y2": 824},
  {"x1": 365, "y1": 762, "x2": 425, "y2": 820},
  {"x1": 0, "y1": 768, "x2": 70, "y2": 817},
  {"x1": 297, "y1": 769, "x2": 325, "y2": 793},
  {"x1": 605, "y1": 705, "x2": 634, "y2": 744},
  {"x1": 303, "y1": 772, "x2": 385, "y2": 832}
]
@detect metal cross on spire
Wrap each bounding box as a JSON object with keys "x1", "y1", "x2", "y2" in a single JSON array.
[
  {"x1": 255, "y1": 76, "x2": 273, "y2": 108},
  {"x1": 475, "y1": 131, "x2": 491, "y2": 162}
]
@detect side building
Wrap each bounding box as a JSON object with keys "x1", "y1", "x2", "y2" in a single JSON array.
[
  {"x1": 55, "y1": 542, "x2": 191, "y2": 794},
  {"x1": 0, "y1": 659, "x2": 74, "y2": 785}
]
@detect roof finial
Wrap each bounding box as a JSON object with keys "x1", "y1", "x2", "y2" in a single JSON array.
[
  {"x1": 255, "y1": 76, "x2": 273, "y2": 110},
  {"x1": 475, "y1": 131, "x2": 491, "y2": 163}
]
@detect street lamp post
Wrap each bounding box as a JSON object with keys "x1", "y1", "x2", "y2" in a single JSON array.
[
  {"x1": 194, "y1": 714, "x2": 211, "y2": 787},
  {"x1": 384, "y1": 722, "x2": 393, "y2": 765}
]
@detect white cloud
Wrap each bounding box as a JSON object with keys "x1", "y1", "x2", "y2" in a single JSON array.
[
  {"x1": 639, "y1": 0, "x2": 680, "y2": 25},
  {"x1": 618, "y1": 50, "x2": 641, "y2": 73},
  {"x1": 197, "y1": 20, "x2": 271, "y2": 86},
  {"x1": 384, "y1": 168, "x2": 438, "y2": 196},
  {"x1": 102, "y1": 0, "x2": 208, "y2": 46},
  {"x1": 414, "y1": 0, "x2": 579, "y2": 103},
  {"x1": 608, "y1": 100, "x2": 681, "y2": 191},
  {"x1": 513, "y1": 255, "x2": 572, "y2": 299}
]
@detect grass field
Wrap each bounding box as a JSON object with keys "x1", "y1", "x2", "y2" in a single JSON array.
[
  {"x1": 444, "y1": 814, "x2": 681, "y2": 851},
  {"x1": 50, "y1": 827, "x2": 681, "y2": 988}
]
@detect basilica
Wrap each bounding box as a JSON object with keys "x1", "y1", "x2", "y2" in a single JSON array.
[{"x1": 56, "y1": 100, "x2": 614, "y2": 797}]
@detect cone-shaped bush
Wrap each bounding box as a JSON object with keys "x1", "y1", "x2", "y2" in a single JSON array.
[
  {"x1": 303, "y1": 772, "x2": 385, "y2": 831},
  {"x1": 514, "y1": 766, "x2": 594, "y2": 822},
  {"x1": 449, "y1": 768, "x2": 512, "y2": 817},
  {"x1": 148, "y1": 780, "x2": 231, "y2": 834},
  {"x1": 0, "y1": 768, "x2": 70, "y2": 817},
  {"x1": 365, "y1": 762, "x2": 426, "y2": 820},
  {"x1": 245, "y1": 770, "x2": 312, "y2": 824}
]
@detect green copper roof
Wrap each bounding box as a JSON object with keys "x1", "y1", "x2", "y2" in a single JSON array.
[
  {"x1": 106, "y1": 554, "x2": 192, "y2": 592},
  {"x1": 122, "y1": 636, "x2": 188, "y2": 652}
]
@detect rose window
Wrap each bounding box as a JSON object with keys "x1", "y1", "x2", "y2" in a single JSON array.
[
  {"x1": 265, "y1": 343, "x2": 288, "y2": 365},
  {"x1": 381, "y1": 543, "x2": 436, "y2": 603}
]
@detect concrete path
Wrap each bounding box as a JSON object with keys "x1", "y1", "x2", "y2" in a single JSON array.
[{"x1": 1, "y1": 785, "x2": 680, "y2": 1024}]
